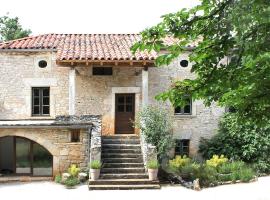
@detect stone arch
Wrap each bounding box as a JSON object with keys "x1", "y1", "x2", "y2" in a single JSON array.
[{"x1": 0, "y1": 130, "x2": 57, "y2": 156}]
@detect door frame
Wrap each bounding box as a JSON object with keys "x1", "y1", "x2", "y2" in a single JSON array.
[{"x1": 115, "y1": 93, "x2": 135, "y2": 134}]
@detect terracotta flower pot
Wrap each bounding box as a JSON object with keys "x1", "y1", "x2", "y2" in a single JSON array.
[
  {"x1": 90, "y1": 168, "x2": 100, "y2": 180},
  {"x1": 148, "y1": 168, "x2": 158, "y2": 181}
]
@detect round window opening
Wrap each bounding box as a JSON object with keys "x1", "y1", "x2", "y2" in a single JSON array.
[
  {"x1": 38, "y1": 60, "x2": 47, "y2": 68},
  {"x1": 180, "y1": 60, "x2": 189, "y2": 67}
]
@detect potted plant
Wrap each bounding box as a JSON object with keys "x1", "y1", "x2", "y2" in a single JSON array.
[
  {"x1": 89, "y1": 160, "x2": 102, "y2": 180},
  {"x1": 147, "y1": 160, "x2": 159, "y2": 181}
]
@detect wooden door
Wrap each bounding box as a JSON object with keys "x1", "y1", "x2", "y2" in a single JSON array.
[{"x1": 115, "y1": 94, "x2": 135, "y2": 134}]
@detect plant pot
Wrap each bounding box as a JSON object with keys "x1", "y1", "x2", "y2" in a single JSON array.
[
  {"x1": 148, "y1": 168, "x2": 158, "y2": 181},
  {"x1": 90, "y1": 168, "x2": 100, "y2": 180}
]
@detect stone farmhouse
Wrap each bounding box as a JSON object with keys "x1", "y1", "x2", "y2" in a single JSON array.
[{"x1": 0, "y1": 34, "x2": 224, "y2": 188}]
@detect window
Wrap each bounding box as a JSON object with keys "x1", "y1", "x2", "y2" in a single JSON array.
[
  {"x1": 32, "y1": 87, "x2": 50, "y2": 116},
  {"x1": 38, "y1": 60, "x2": 47, "y2": 68},
  {"x1": 180, "y1": 59, "x2": 189, "y2": 67},
  {"x1": 93, "y1": 67, "x2": 113, "y2": 75},
  {"x1": 71, "y1": 130, "x2": 80, "y2": 142},
  {"x1": 175, "y1": 139, "x2": 190, "y2": 156},
  {"x1": 174, "y1": 97, "x2": 192, "y2": 115}
]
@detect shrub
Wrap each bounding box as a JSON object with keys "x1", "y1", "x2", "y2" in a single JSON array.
[
  {"x1": 54, "y1": 174, "x2": 62, "y2": 183},
  {"x1": 239, "y1": 168, "x2": 255, "y2": 182},
  {"x1": 63, "y1": 177, "x2": 80, "y2": 188},
  {"x1": 147, "y1": 160, "x2": 159, "y2": 169},
  {"x1": 135, "y1": 106, "x2": 174, "y2": 161},
  {"x1": 196, "y1": 165, "x2": 218, "y2": 187},
  {"x1": 180, "y1": 163, "x2": 200, "y2": 181},
  {"x1": 68, "y1": 164, "x2": 80, "y2": 177},
  {"x1": 89, "y1": 160, "x2": 102, "y2": 169},
  {"x1": 199, "y1": 113, "x2": 270, "y2": 173},
  {"x1": 169, "y1": 155, "x2": 191, "y2": 171},
  {"x1": 206, "y1": 155, "x2": 228, "y2": 168}
]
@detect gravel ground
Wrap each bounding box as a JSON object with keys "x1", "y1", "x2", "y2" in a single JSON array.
[{"x1": 0, "y1": 176, "x2": 269, "y2": 200}]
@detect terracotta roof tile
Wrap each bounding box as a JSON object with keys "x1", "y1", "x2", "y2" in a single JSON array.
[{"x1": 0, "y1": 34, "x2": 196, "y2": 62}]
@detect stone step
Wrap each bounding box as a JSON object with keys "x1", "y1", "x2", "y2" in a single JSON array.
[
  {"x1": 102, "y1": 135, "x2": 139, "y2": 140},
  {"x1": 102, "y1": 149, "x2": 141, "y2": 154},
  {"x1": 100, "y1": 173, "x2": 148, "y2": 179},
  {"x1": 88, "y1": 184, "x2": 160, "y2": 190},
  {"x1": 103, "y1": 163, "x2": 144, "y2": 168},
  {"x1": 102, "y1": 153, "x2": 142, "y2": 158},
  {"x1": 102, "y1": 157, "x2": 143, "y2": 163},
  {"x1": 102, "y1": 144, "x2": 141, "y2": 150},
  {"x1": 102, "y1": 139, "x2": 140, "y2": 145},
  {"x1": 101, "y1": 167, "x2": 145, "y2": 174},
  {"x1": 89, "y1": 179, "x2": 159, "y2": 185}
]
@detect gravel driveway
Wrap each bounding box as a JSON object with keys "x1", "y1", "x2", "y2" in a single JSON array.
[{"x1": 0, "y1": 176, "x2": 269, "y2": 200}]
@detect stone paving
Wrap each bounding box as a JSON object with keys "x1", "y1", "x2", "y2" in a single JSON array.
[{"x1": 0, "y1": 176, "x2": 269, "y2": 200}]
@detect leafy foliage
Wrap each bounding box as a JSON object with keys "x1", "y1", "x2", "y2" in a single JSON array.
[
  {"x1": 135, "y1": 106, "x2": 173, "y2": 161},
  {"x1": 132, "y1": 0, "x2": 270, "y2": 123},
  {"x1": 199, "y1": 113, "x2": 270, "y2": 173},
  {"x1": 63, "y1": 177, "x2": 80, "y2": 188},
  {"x1": 169, "y1": 155, "x2": 191, "y2": 170},
  {"x1": 147, "y1": 160, "x2": 160, "y2": 169},
  {"x1": 0, "y1": 15, "x2": 31, "y2": 41},
  {"x1": 89, "y1": 160, "x2": 102, "y2": 169}
]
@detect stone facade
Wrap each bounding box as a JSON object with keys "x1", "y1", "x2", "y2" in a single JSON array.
[
  {"x1": 0, "y1": 128, "x2": 89, "y2": 175},
  {"x1": 0, "y1": 50, "x2": 224, "y2": 176}
]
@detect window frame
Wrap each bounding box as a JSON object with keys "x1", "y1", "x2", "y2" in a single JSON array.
[
  {"x1": 92, "y1": 67, "x2": 113, "y2": 76},
  {"x1": 174, "y1": 97, "x2": 192, "y2": 115},
  {"x1": 31, "y1": 87, "x2": 50, "y2": 116},
  {"x1": 70, "y1": 129, "x2": 80, "y2": 143},
  {"x1": 175, "y1": 139, "x2": 190, "y2": 156}
]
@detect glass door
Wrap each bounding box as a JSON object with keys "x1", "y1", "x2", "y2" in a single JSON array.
[{"x1": 15, "y1": 138, "x2": 31, "y2": 174}]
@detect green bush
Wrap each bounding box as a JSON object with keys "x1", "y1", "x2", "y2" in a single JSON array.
[
  {"x1": 89, "y1": 160, "x2": 102, "y2": 169},
  {"x1": 147, "y1": 160, "x2": 159, "y2": 169},
  {"x1": 197, "y1": 165, "x2": 218, "y2": 187},
  {"x1": 199, "y1": 113, "x2": 270, "y2": 173},
  {"x1": 63, "y1": 177, "x2": 80, "y2": 188},
  {"x1": 135, "y1": 106, "x2": 173, "y2": 161},
  {"x1": 169, "y1": 155, "x2": 191, "y2": 171},
  {"x1": 239, "y1": 168, "x2": 255, "y2": 182},
  {"x1": 206, "y1": 155, "x2": 228, "y2": 168},
  {"x1": 54, "y1": 174, "x2": 62, "y2": 183}
]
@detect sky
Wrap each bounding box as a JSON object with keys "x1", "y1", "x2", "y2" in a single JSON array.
[{"x1": 0, "y1": 0, "x2": 200, "y2": 35}]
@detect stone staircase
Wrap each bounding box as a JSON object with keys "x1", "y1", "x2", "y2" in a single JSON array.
[{"x1": 88, "y1": 135, "x2": 160, "y2": 190}]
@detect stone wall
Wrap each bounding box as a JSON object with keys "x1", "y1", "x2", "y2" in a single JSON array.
[
  {"x1": 0, "y1": 128, "x2": 89, "y2": 175},
  {"x1": 148, "y1": 52, "x2": 225, "y2": 156},
  {"x1": 0, "y1": 52, "x2": 70, "y2": 119},
  {"x1": 75, "y1": 66, "x2": 142, "y2": 134}
]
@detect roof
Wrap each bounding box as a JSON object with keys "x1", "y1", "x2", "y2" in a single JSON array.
[{"x1": 0, "y1": 34, "x2": 163, "y2": 62}]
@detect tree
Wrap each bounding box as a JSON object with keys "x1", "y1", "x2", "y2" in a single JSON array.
[
  {"x1": 0, "y1": 15, "x2": 31, "y2": 41},
  {"x1": 132, "y1": 0, "x2": 270, "y2": 124}
]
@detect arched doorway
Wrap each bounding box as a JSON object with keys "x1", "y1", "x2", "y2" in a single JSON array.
[{"x1": 0, "y1": 136, "x2": 53, "y2": 176}]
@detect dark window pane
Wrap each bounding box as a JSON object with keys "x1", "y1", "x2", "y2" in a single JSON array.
[
  {"x1": 93, "y1": 67, "x2": 112, "y2": 75},
  {"x1": 33, "y1": 142, "x2": 53, "y2": 176},
  {"x1": 126, "y1": 105, "x2": 132, "y2": 112},
  {"x1": 43, "y1": 97, "x2": 49, "y2": 105},
  {"x1": 175, "y1": 139, "x2": 190, "y2": 156},
  {"x1": 33, "y1": 106, "x2": 40, "y2": 114},
  {"x1": 174, "y1": 106, "x2": 181, "y2": 114},
  {"x1": 126, "y1": 96, "x2": 132, "y2": 104},
  {"x1": 118, "y1": 96, "x2": 124, "y2": 104},
  {"x1": 117, "y1": 105, "x2": 125, "y2": 112},
  {"x1": 42, "y1": 106, "x2": 49, "y2": 115},
  {"x1": 33, "y1": 89, "x2": 39, "y2": 97},
  {"x1": 34, "y1": 98, "x2": 39, "y2": 105},
  {"x1": 184, "y1": 105, "x2": 191, "y2": 114},
  {"x1": 43, "y1": 88, "x2": 49, "y2": 96},
  {"x1": 71, "y1": 130, "x2": 80, "y2": 142}
]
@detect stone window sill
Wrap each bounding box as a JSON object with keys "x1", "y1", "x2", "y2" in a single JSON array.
[
  {"x1": 55, "y1": 142, "x2": 83, "y2": 145},
  {"x1": 174, "y1": 115, "x2": 196, "y2": 119}
]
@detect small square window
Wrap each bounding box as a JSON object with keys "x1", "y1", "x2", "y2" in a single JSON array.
[
  {"x1": 71, "y1": 130, "x2": 80, "y2": 142},
  {"x1": 174, "y1": 97, "x2": 192, "y2": 115},
  {"x1": 32, "y1": 87, "x2": 50, "y2": 116},
  {"x1": 175, "y1": 139, "x2": 190, "y2": 156},
  {"x1": 93, "y1": 67, "x2": 113, "y2": 75}
]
